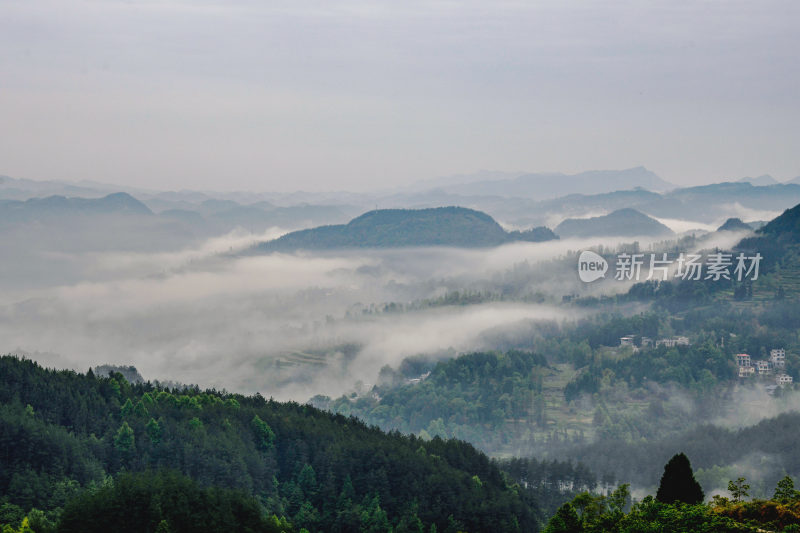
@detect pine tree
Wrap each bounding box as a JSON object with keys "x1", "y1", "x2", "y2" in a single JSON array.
[
  {"x1": 774, "y1": 475, "x2": 799, "y2": 503},
  {"x1": 656, "y1": 453, "x2": 704, "y2": 504},
  {"x1": 297, "y1": 464, "x2": 318, "y2": 500},
  {"x1": 114, "y1": 421, "x2": 135, "y2": 453},
  {"x1": 133, "y1": 400, "x2": 149, "y2": 418},
  {"x1": 395, "y1": 503, "x2": 425, "y2": 533},
  {"x1": 360, "y1": 494, "x2": 391, "y2": 533},
  {"x1": 146, "y1": 418, "x2": 162, "y2": 444},
  {"x1": 250, "y1": 415, "x2": 275, "y2": 451},
  {"x1": 120, "y1": 398, "x2": 134, "y2": 418},
  {"x1": 544, "y1": 503, "x2": 582, "y2": 533}
]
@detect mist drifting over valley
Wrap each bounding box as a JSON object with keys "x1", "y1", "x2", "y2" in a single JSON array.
[
  {"x1": 1, "y1": 224, "x2": 595, "y2": 399},
  {"x1": 2, "y1": 2, "x2": 800, "y2": 529},
  {"x1": 5, "y1": 169, "x2": 800, "y2": 532}
]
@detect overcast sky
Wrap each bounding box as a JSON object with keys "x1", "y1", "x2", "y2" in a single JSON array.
[{"x1": 1, "y1": 0, "x2": 798, "y2": 192}]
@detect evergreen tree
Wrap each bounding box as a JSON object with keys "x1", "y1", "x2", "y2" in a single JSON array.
[
  {"x1": 359, "y1": 494, "x2": 391, "y2": 533},
  {"x1": 146, "y1": 418, "x2": 162, "y2": 444},
  {"x1": 655, "y1": 453, "x2": 704, "y2": 504},
  {"x1": 774, "y1": 475, "x2": 799, "y2": 503},
  {"x1": 114, "y1": 421, "x2": 135, "y2": 453},
  {"x1": 133, "y1": 400, "x2": 149, "y2": 418},
  {"x1": 120, "y1": 398, "x2": 134, "y2": 418},
  {"x1": 395, "y1": 503, "x2": 425, "y2": 533},
  {"x1": 251, "y1": 415, "x2": 275, "y2": 451},
  {"x1": 544, "y1": 502, "x2": 582, "y2": 533},
  {"x1": 297, "y1": 464, "x2": 318, "y2": 499},
  {"x1": 0, "y1": 504, "x2": 24, "y2": 529}
]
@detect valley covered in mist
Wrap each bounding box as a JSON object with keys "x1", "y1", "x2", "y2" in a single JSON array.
[
  {"x1": 4, "y1": 170, "x2": 800, "y2": 532},
  {"x1": 0, "y1": 172, "x2": 766, "y2": 401},
  {"x1": 4, "y1": 1, "x2": 800, "y2": 530}
]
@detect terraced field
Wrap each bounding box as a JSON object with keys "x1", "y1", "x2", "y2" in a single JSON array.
[
  {"x1": 275, "y1": 350, "x2": 328, "y2": 368},
  {"x1": 717, "y1": 255, "x2": 800, "y2": 308}
]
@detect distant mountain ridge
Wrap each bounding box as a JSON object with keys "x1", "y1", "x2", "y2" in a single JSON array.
[
  {"x1": 255, "y1": 207, "x2": 557, "y2": 251},
  {"x1": 7, "y1": 172, "x2": 800, "y2": 239},
  {"x1": 737, "y1": 175, "x2": 780, "y2": 186},
  {"x1": 555, "y1": 208, "x2": 675, "y2": 238},
  {"x1": 496, "y1": 181, "x2": 800, "y2": 228},
  {"x1": 0, "y1": 192, "x2": 152, "y2": 222},
  {"x1": 435, "y1": 166, "x2": 675, "y2": 199}
]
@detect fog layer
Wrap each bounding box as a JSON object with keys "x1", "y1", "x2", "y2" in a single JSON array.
[{"x1": 1, "y1": 230, "x2": 617, "y2": 399}]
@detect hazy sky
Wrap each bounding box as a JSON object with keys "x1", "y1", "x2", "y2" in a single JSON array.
[{"x1": 1, "y1": 0, "x2": 798, "y2": 192}]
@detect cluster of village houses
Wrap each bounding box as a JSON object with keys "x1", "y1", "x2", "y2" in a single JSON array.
[
  {"x1": 619, "y1": 336, "x2": 794, "y2": 387},
  {"x1": 736, "y1": 349, "x2": 794, "y2": 386},
  {"x1": 619, "y1": 335, "x2": 690, "y2": 348}
]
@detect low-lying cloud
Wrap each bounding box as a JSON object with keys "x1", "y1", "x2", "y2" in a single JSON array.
[{"x1": 2, "y1": 230, "x2": 596, "y2": 400}]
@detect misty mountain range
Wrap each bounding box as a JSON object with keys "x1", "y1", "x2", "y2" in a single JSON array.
[
  {"x1": 0, "y1": 191, "x2": 352, "y2": 251},
  {"x1": 423, "y1": 166, "x2": 675, "y2": 198},
  {"x1": 3, "y1": 168, "x2": 800, "y2": 253},
  {"x1": 5, "y1": 166, "x2": 799, "y2": 210}
]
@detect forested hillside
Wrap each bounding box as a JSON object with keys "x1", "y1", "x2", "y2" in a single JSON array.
[
  {"x1": 255, "y1": 207, "x2": 557, "y2": 251},
  {"x1": 311, "y1": 351, "x2": 551, "y2": 447},
  {"x1": 321, "y1": 300, "x2": 799, "y2": 451},
  {"x1": 554, "y1": 208, "x2": 674, "y2": 238},
  {"x1": 0, "y1": 356, "x2": 538, "y2": 532}
]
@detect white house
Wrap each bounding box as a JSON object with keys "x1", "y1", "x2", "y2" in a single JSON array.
[
  {"x1": 620, "y1": 335, "x2": 635, "y2": 347},
  {"x1": 656, "y1": 336, "x2": 690, "y2": 348},
  {"x1": 770, "y1": 349, "x2": 786, "y2": 368},
  {"x1": 776, "y1": 373, "x2": 794, "y2": 385},
  {"x1": 756, "y1": 360, "x2": 771, "y2": 375}
]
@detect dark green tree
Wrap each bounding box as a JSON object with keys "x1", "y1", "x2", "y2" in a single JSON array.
[
  {"x1": 145, "y1": 418, "x2": 162, "y2": 444},
  {"x1": 360, "y1": 494, "x2": 391, "y2": 533},
  {"x1": 0, "y1": 503, "x2": 24, "y2": 529},
  {"x1": 119, "y1": 398, "x2": 134, "y2": 418},
  {"x1": 656, "y1": 453, "x2": 704, "y2": 504},
  {"x1": 395, "y1": 503, "x2": 425, "y2": 533},
  {"x1": 544, "y1": 502, "x2": 583, "y2": 533},
  {"x1": 250, "y1": 414, "x2": 275, "y2": 451},
  {"x1": 26, "y1": 509, "x2": 56, "y2": 533},
  {"x1": 296, "y1": 464, "x2": 318, "y2": 500},
  {"x1": 774, "y1": 475, "x2": 799, "y2": 503},
  {"x1": 728, "y1": 477, "x2": 749, "y2": 503},
  {"x1": 133, "y1": 400, "x2": 149, "y2": 418},
  {"x1": 114, "y1": 421, "x2": 135, "y2": 453}
]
